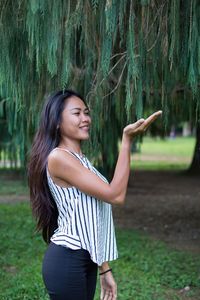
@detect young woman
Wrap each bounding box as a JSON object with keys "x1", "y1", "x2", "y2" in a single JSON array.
[{"x1": 28, "y1": 89, "x2": 162, "y2": 300}]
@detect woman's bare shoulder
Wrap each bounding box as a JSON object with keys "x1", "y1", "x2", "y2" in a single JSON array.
[{"x1": 48, "y1": 148, "x2": 80, "y2": 170}]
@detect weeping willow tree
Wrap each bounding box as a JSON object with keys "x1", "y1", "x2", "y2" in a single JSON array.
[{"x1": 0, "y1": 0, "x2": 199, "y2": 174}]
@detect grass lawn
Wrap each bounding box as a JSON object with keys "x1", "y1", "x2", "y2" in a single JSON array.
[
  {"x1": 0, "y1": 203, "x2": 200, "y2": 300},
  {"x1": 132, "y1": 136, "x2": 195, "y2": 170}
]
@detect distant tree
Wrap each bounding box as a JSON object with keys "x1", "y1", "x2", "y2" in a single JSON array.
[{"x1": 0, "y1": 0, "x2": 199, "y2": 175}]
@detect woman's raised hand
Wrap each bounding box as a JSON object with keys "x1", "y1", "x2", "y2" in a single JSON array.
[{"x1": 123, "y1": 110, "x2": 162, "y2": 141}]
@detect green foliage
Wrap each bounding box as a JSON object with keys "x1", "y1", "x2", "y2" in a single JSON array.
[
  {"x1": 0, "y1": 0, "x2": 199, "y2": 169},
  {"x1": 0, "y1": 203, "x2": 200, "y2": 299}
]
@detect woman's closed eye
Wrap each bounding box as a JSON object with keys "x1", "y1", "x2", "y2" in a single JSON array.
[
  {"x1": 73, "y1": 112, "x2": 90, "y2": 117},
  {"x1": 73, "y1": 110, "x2": 90, "y2": 116},
  {"x1": 85, "y1": 110, "x2": 90, "y2": 116}
]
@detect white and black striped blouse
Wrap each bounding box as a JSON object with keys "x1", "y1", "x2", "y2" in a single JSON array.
[{"x1": 46, "y1": 148, "x2": 118, "y2": 266}]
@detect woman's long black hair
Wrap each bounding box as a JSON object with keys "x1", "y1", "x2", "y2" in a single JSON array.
[{"x1": 28, "y1": 89, "x2": 86, "y2": 243}]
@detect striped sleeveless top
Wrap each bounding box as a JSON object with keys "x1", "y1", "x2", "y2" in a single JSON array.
[{"x1": 46, "y1": 148, "x2": 118, "y2": 266}]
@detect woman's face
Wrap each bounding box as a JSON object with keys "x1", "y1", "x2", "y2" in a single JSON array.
[{"x1": 59, "y1": 96, "x2": 91, "y2": 141}]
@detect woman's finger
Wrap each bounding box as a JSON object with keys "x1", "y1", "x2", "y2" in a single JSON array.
[
  {"x1": 111, "y1": 291, "x2": 117, "y2": 300},
  {"x1": 136, "y1": 118, "x2": 145, "y2": 126},
  {"x1": 111, "y1": 283, "x2": 117, "y2": 297},
  {"x1": 135, "y1": 110, "x2": 162, "y2": 132},
  {"x1": 145, "y1": 110, "x2": 162, "y2": 124},
  {"x1": 107, "y1": 292, "x2": 113, "y2": 300},
  {"x1": 100, "y1": 288, "x2": 105, "y2": 300},
  {"x1": 110, "y1": 285, "x2": 117, "y2": 300},
  {"x1": 124, "y1": 119, "x2": 145, "y2": 133},
  {"x1": 142, "y1": 110, "x2": 162, "y2": 130},
  {"x1": 134, "y1": 111, "x2": 161, "y2": 130},
  {"x1": 103, "y1": 291, "x2": 110, "y2": 300}
]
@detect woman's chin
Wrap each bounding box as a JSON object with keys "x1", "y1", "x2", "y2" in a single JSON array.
[{"x1": 80, "y1": 134, "x2": 90, "y2": 140}]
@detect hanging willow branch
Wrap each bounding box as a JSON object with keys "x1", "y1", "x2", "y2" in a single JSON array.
[{"x1": 0, "y1": 0, "x2": 199, "y2": 170}]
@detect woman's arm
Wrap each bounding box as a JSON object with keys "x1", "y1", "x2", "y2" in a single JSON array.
[{"x1": 48, "y1": 111, "x2": 162, "y2": 205}]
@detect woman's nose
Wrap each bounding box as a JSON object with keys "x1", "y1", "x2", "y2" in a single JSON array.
[{"x1": 82, "y1": 113, "x2": 91, "y2": 122}]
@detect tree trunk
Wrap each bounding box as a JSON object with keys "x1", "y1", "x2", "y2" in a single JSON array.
[{"x1": 188, "y1": 123, "x2": 200, "y2": 175}]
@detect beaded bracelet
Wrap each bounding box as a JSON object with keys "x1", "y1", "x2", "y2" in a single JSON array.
[{"x1": 99, "y1": 268, "x2": 112, "y2": 276}]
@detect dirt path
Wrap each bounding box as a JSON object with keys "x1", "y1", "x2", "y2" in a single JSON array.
[
  {"x1": 113, "y1": 170, "x2": 200, "y2": 253},
  {"x1": 0, "y1": 195, "x2": 28, "y2": 203}
]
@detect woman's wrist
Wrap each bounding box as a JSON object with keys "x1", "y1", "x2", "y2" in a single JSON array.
[
  {"x1": 121, "y1": 133, "x2": 132, "y2": 150},
  {"x1": 99, "y1": 268, "x2": 112, "y2": 276},
  {"x1": 99, "y1": 262, "x2": 110, "y2": 273}
]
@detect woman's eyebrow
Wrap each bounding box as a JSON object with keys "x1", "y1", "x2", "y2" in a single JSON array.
[
  {"x1": 70, "y1": 107, "x2": 89, "y2": 111},
  {"x1": 70, "y1": 107, "x2": 81, "y2": 111}
]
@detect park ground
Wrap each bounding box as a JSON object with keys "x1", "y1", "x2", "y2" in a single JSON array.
[
  {"x1": 114, "y1": 169, "x2": 200, "y2": 254},
  {"x1": 0, "y1": 137, "x2": 200, "y2": 299}
]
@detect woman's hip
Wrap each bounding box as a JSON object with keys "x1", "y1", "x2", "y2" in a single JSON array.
[{"x1": 42, "y1": 242, "x2": 97, "y2": 299}]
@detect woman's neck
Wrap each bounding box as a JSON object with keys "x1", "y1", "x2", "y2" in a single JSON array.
[{"x1": 58, "y1": 139, "x2": 82, "y2": 155}]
